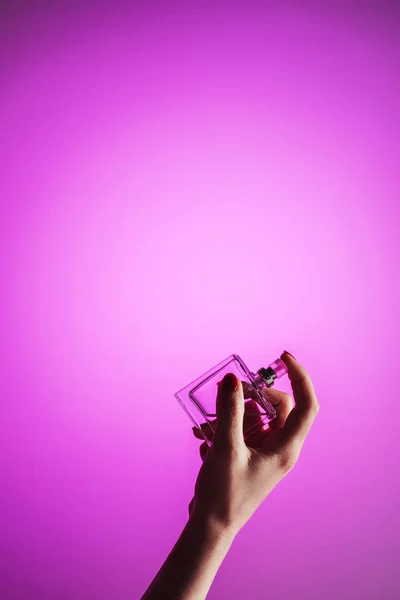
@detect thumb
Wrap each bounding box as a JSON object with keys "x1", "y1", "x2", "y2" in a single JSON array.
[{"x1": 214, "y1": 373, "x2": 245, "y2": 450}]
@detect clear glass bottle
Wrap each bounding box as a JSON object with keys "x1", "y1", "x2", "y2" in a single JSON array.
[{"x1": 175, "y1": 354, "x2": 288, "y2": 445}]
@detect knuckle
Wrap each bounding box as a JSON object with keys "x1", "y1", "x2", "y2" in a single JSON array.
[
  {"x1": 304, "y1": 400, "x2": 319, "y2": 422},
  {"x1": 311, "y1": 401, "x2": 320, "y2": 417},
  {"x1": 277, "y1": 449, "x2": 298, "y2": 473},
  {"x1": 199, "y1": 442, "x2": 209, "y2": 460}
]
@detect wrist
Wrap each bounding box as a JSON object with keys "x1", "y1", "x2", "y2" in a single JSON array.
[{"x1": 187, "y1": 510, "x2": 237, "y2": 549}]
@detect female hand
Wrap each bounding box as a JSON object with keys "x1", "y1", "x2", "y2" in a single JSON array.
[
  {"x1": 142, "y1": 351, "x2": 319, "y2": 600},
  {"x1": 188, "y1": 352, "x2": 319, "y2": 540}
]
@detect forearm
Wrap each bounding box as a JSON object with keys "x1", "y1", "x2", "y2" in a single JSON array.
[{"x1": 141, "y1": 515, "x2": 234, "y2": 600}]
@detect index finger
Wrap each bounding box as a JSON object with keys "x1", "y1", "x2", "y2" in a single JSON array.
[{"x1": 280, "y1": 351, "x2": 319, "y2": 446}]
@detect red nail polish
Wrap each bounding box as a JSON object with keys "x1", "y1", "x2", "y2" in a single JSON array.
[{"x1": 221, "y1": 373, "x2": 238, "y2": 393}]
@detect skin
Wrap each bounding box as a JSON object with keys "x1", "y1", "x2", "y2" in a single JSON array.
[{"x1": 141, "y1": 351, "x2": 319, "y2": 600}]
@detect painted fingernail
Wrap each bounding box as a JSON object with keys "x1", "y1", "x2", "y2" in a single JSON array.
[
  {"x1": 221, "y1": 373, "x2": 239, "y2": 393},
  {"x1": 283, "y1": 350, "x2": 296, "y2": 360}
]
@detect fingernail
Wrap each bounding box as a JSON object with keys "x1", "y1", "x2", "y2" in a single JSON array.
[
  {"x1": 221, "y1": 373, "x2": 239, "y2": 393},
  {"x1": 283, "y1": 350, "x2": 296, "y2": 360}
]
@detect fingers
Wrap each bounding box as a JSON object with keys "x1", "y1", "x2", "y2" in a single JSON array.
[
  {"x1": 265, "y1": 388, "x2": 293, "y2": 429},
  {"x1": 192, "y1": 426, "x2": 204, "y2": 440},
  {"x1": 193, "y1": 403, "x2": 267, "y2": 448},
  {"x1": 191, "y1": 376, "x2": 294, "y2": 449},
  {"x1": 243, "y1": 403, "x2": 269, "y2": 447},
  {"x1": 279, "y1": 351, "x2": 319, "y2": 446},
  {"x1": 242, "y1": 399, "x2": 267, "y2": 433},
  {"x1": 199, "y1": 441, "x2": 208, "y2": 461},
  {"x1": 242, "y1": 381, "x2": 257, "y2": 399},
  {"x1": 192, "y1": 421, "x2": 215, "y2": 442},
  {"x1": 243, "y1": 381, "x2": 292, "y2": 428},
  {"x1": 193, "y1": 402, "x2": 266, "y2": 447},
  {"x1": 213, "y1": 373, "x2": 246, "y2": 451},
  {"x1": 192, "y1": 392, "x2": 292, "y2": 444}
]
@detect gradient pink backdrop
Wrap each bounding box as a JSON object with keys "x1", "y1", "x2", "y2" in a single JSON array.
[{"x1": 1, "y1": 2, "x2": 399, "y2": 599}]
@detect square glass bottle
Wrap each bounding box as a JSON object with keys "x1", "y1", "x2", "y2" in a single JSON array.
[{"x1": 175, "y1": 354, "x2": 287, "y2": 446}]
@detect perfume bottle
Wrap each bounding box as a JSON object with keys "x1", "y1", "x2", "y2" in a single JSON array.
[{"x1": 175, "y1": 354, "x2": 288, "y2": 446}]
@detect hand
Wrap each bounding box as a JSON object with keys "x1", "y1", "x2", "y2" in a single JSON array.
[{"x1": 188, "y1": 352, "x2": 319, "y2": 540}]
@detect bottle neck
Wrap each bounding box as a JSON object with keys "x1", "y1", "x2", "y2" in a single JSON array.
[{"x1": 256, "y1": 358, "x2": 288, "y2": 388}]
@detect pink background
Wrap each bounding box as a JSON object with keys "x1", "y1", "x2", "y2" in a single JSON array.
[{"x1": 1, "y1": 2, "x2": 399, "y2": 599}]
